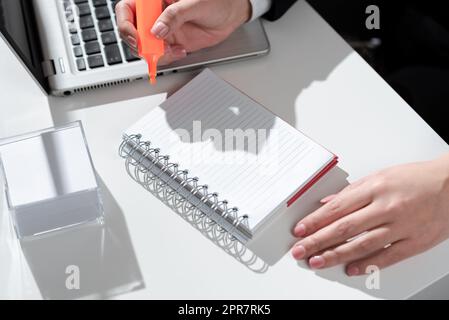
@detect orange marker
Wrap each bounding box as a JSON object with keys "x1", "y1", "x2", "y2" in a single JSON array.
[{"x1": 136, "y1": 0, "x2": 164, "y2": 84}]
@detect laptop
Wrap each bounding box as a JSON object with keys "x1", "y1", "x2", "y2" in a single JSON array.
[{"x1": 0, "y1": 0, "x2": 270, "y2": 96}]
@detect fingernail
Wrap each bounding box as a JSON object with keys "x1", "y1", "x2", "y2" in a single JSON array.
[
  {"x1": 293, "y1": 224, "x2": 306, "y2": 237},
  {"x1": 347, "y1": 266, "x2": 360, "y2": 276},
  {"x1": 309, "y1": 256, "x2": 325, "y2": 269},
  {"x1": 127, "y1": 36, "x2": 137, "y2": 48},
  {"x1": 151, "y1": 21, "x2": 169, "y2": 39},
  {"x1": 292, "y1": 245, "x2": 306, "y2": 260}
]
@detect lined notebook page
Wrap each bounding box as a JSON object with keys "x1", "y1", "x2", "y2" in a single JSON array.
[{"x1": 126, "y1": 69, "x2": 334, "y2": 232}]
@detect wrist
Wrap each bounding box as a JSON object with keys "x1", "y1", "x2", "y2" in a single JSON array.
[
  {"x1": 234, "y1": 0, "x2": 252, "y2": 25},
  {"x1": 244, "y1": 0, "x2": 253, "y2": 22}
]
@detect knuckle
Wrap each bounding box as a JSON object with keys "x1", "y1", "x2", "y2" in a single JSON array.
[
  {"x1": 115, "y1": 1, "x2": 123, "y2": 12},
  {"x1": 165, "y1": 5, "x2": 180, "y2": 21},
  {"x1": 118, "y1": 24, "x2": 127, "y2": 36},
  {"x1": 328, "y1": 198, "x2": 343, "y2": 216},
  {"x1": 371, "y1": 175, "x2": 389, "y2": 193},
  {"x1": 385, "y1": 198, "x2": 407, "y2": 215},
  {"x1": 305, "y1": 217, "x2": 318, "y2": 233},
  {"x1": 306, "y1": 235, "x2": 321, "y2": 253},
  {"x1": 336, "y1": 220, "x2": 354, "y2": 238},
  {"x1": 329, "y1": 249, "x2": 343, "y2": 265},
  {"x1": 358, "y1": 238, "x2": 374, "y2": 253}
]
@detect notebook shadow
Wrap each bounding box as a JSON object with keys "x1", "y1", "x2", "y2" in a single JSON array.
[
  {"x1": 45, "y1": 0, "x2": 355, "y2": 283},
  {"x1": 123, "y1": 161, "x2": 269, "y2": 274},
  {"x1": 247, "y1": 166, "x2": 349, "y2": 265},
  {"x1": 19, "y1": 177, "x2": 144, "y2": 300}
]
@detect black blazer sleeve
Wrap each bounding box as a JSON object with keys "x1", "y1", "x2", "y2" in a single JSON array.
[{"x1": 263, "y1": 0, "x2": 298, "y2": 21}]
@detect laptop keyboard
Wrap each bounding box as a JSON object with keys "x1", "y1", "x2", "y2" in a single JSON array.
[{"x1": 63, "y1": 0, "x2": 141, "y2": 72}]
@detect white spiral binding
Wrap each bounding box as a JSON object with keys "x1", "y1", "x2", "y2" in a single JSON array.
[{"x1": 119, "y1": 134, "x2": 252, "y2": 244}]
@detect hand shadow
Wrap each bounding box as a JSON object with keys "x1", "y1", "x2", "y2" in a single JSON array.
[
  {"x1": 247, "y1": 165, "x2": 412, "y2": 299},
  {"x1": 45, "y1": 0, "x2": 356, "y2": 288},
  {"x1": 247, "y1": 166, "x2": 349, "y2": 265},
  {"x1": 19, "y1": 177, "x2": 144, "y2": 300},
  {"x1": 160, "y1": 69, "x2": 276, "y2": 155}
]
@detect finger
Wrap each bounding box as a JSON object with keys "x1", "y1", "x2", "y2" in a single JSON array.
[
  {"x1": 307, "y1": 226, "x2": 397, "y2": 269},
  {"x1": 319, "y1": 177, "x2": 369, "y2": 204},
  {"x1": 116, "y1": 0, "x2": 138, "y2": 42},
  {"x1": 345, "y1": 239, "x2": 414, "y2": 276},
  {"x1": 292, "y1": 205, "x2": 388, "y2": 260},
  {"x1": 320, "y1": 194, "x2": 337, "y2": 204},
  {"x1": 158, "y1": 44, "x2": 187, "y2": 66},
  {"x1": 151, "y1": 0, "x2": 201, "y2": 39},
  {"x1": 293, "y1": 182, "x2": 373, "y2": 238},
  {"x1": 123, "y1": 37, "x2": 138, "y2": 54},
  {"x1": 126, "y1": 44, "x2": 138, "y2": 58}
]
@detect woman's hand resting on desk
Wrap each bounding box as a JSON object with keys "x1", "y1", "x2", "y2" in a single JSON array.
[
  {"x1": 116, "y1": 0, "x2": 252, "y2": 65},
  {"x1": 292, "y1": 153, "x2": 449, "y2": 276}
]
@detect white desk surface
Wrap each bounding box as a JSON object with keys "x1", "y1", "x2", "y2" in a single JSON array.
[{"x1": 1, "y1": 1, "x2": 449, "y2": 300}]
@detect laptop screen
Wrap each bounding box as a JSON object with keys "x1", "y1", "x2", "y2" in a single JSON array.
[{"x1": 0, "y1": 0, "x2": 49, "y2": 93}]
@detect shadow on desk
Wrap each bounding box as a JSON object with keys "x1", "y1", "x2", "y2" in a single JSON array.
[
  {"x1": 19, "y1": 177, "x2": 144, "y2": 300},
  {"x1": 44, "y1": 0, "x2": 356, "y2": 287},
  {"x1": 306, "y1": 263, "x2": 390, "y2": 299},
  {"x1": 247, "y1": 164, "x2": 415, "y2": 299},
  {"x1": 47, "y1": 1, "x2": 353, "y2": 133},
  {"x1": 248, "y1": 166, "x2": 349, "y2": 265},
  {"x1": 122, "y1": 158, "x2": 270, "y2": 274}
]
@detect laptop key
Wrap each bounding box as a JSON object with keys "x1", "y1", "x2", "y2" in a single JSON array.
[
  {"x1": 98, "y1": 19, "x2": 114, "y2": 32},
  {"x1": 101, "y1": 31, "x2": 117, "y2": 45},
  {"x1": 82, "y1": 28, "x2": 97, "y2": 42},
  {"x1": 74, "y1": 0, "x2": 88, "y2": 3},
  {"x1": 71, "y1": 34, "x2": 81, "y2": 45},
  {"x1": 93, "y1": 0, "x2": 107, "y2": 7},
  {"x1": 121, "y1": 42, "x2": 140, "y2": 62},
  {"x1": 104, "y1": 44, "x2": 123, "y2": 65},
  {"x1": 66, "y1": 10, "x2": 75, "y2": 23},
  {"x1": 77, "y1": 3, "x2": 91, "y2": 16},
  {"x1": 95, "y1": 6, "x2": 110, "y2": 20},
  {"x1": 88, "y1": 55, "x2": 105, "y2": 68},
  {"x1": 76, "y1": 58, "x2": 87, "y2": 71},
  {"x1": 69, "y1": 24, "x2": 78, "y2": 34},
  {"x1": 74, "y1": 46, "x2": 84, "y2": 57},
  {"x1": 63, "y1": 1, "x2": 72, "y2": 11},
  {"x1": 79, "y1": 15, "x2": 94, "y2": 29},
  {"x1": 85, "y1": 41, "x2": 101, "y2": 55}
]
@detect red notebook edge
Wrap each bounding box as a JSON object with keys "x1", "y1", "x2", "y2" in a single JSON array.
[{"x1": 287, "y1": 156, "x2": 339, "y2": 207}]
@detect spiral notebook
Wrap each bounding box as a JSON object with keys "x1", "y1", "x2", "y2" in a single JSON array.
[{"x1": 119, "y1": 69, "x2": 338, "y2": 243}]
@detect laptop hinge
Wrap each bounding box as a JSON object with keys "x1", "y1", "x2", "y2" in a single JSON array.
[{"x1": 41, "y1": 60, "x2": 56, "y2": 78}]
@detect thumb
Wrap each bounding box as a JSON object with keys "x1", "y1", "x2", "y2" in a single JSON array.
[{"x1": 151, "y1": 0, "x2": 200, "y2": 39}]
